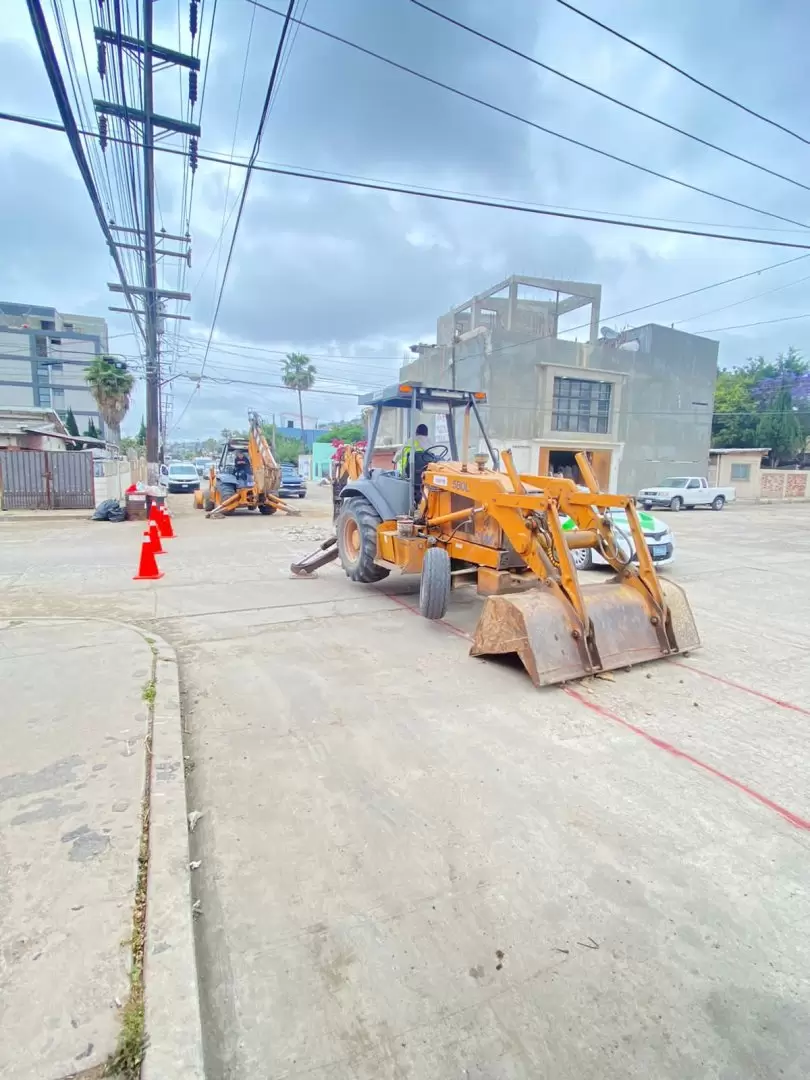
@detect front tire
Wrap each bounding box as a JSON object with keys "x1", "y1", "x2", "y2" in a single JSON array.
[
  {"x1": 337, "y1": 498, "x2": 389, "y2": 582},
  {"x1": 712, "y1": 495, "x2": 726, "y2": 511},
  {"x1": 419, "y1": 547, "x2": 450, "y2": 620},
  {"x1": 670, "y1": 496, "x2": 683, "y2": 512}
]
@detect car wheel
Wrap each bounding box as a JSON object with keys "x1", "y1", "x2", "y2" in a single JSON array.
[
  {"x1": 298, "y1": 492, "x2": 306, "y2": 498},
  {"x1": 712, "y1": 494, "x2": 725, "y2": 511},
  {"x1": 670, "y1": 496, "x2": 683, "y2": 512},
  {"x1": 571, "y1": 545, "x2": 592, "y2": 571}
]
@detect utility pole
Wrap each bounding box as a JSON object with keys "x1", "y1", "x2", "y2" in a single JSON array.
[{"x1": 94, "y1": 1, "x2": 200, "y2": 482}]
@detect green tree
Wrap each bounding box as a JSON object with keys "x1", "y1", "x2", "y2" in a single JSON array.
[
  {"x1": 755, "y1": 387, "x2": 803, "y2": 465},
  {"x1": 711, "y1": 370, "x2": 759, "y2": 448},
  {"x1": 137, "y1": 416, "x2": 146, "y2": 446},
  {"x1": 281, "y1": 352, "x2": 316, "y2": 436},
  {"x1": 315, "y1": 420, "x2": 366, "y2": 443},
  {"x1": 84, "y1": 356, "x2": 134, "y2": 444},
  {"x1": 84, "y1": 419, "x2": 100, "y2": 439},
  {"x1": 63, "y1": 407, "x2": 81, "y2": 450}
]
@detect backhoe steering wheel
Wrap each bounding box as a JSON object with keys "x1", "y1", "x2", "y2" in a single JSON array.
[{"x1": 423, "y1": 444, "x2": 449, "y2": 460}]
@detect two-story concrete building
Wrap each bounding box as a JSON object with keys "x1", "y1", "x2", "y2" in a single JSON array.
[
  {"x1": 399, "y1": 274, "x2": 718, "y2": 493},
  {"x1": 0, "y1": 301, "x2": 108, "y2": 434}
]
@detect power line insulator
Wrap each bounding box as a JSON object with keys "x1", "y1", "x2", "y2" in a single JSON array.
[
  {"x1": 98, "y1": 114, "x2": 108, "y2": 151},
  {"x1": 189, "y1": 136, "x2": 199, "y2": 172},
  {"x1": 189, "y1": 0, "x2": 199, "y2": 37},
  {"x1": 97, "y1": 41, "x2": 107, "y2": 78},
  {"x1": 188, "y1": 69, "x2": 198, "y2": 104}
]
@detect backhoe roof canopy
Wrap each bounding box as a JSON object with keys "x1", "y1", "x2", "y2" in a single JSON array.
[{"x1": 358, "y1": 384, "x2": 487, "y2": 409}]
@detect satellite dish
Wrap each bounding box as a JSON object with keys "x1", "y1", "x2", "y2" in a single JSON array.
[{"x1": 600, "y1": 326, "x2": 620, "y2": 340}]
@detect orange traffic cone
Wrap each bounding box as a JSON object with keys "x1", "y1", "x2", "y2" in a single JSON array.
[
  {"x1": 149, "y1": 518, "x2": 166, "y2": 555},
  {"x1": 158, "y1": 504, "x2": 175, "y2": 539},
  {"x1": 133, "y1": 530, "x2": 164, "y2": 580},
  {"x1": 148, "y1": 500, "x2": 162, "y2": 524}
]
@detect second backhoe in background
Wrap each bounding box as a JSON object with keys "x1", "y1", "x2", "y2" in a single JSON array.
[{"x1": 194, "y1": 411, "x2": 299, "y2": 518}]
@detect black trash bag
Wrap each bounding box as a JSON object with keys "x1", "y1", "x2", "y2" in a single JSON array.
[{"x1": 93, "y1": 498, "x2": 126, "y2": 522}]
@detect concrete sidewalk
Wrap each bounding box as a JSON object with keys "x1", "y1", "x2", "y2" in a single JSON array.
[{"x1": 0, "y1": 619, "x2": 150, "y2": 1080}]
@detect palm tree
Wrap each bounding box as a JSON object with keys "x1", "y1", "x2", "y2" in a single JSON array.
[
  {"x1": 84, "y1": 355, "x2": 134, "y2": 445},
  {"x1": 281, "y1": 352, "x2": 316, "y2": 437}
]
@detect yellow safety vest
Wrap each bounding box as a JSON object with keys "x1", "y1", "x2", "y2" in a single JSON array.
[{"x1": 398, "y1": 438, "x2": 424, "y2": 475}]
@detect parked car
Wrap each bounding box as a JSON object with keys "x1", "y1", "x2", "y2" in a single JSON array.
[
  {"x1": 162, "y1": 462, "x2": 201, "y2": 493},
  {"x1": 193, "y1": 456, "x2": 213, "y2": 478},
  {"x1": 564, "y1": 507, "x2": 675, "y2": 569},
  {"x1": 636, "y1": 476, "x2": 735, "y2": 511},
  {"x1": 279, "y1": 463, "x2": 306, "y2": 498}
]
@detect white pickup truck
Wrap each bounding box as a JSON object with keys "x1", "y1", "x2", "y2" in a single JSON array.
[{"x1": 637, "y1": 476, "x2": 735, "y2": 512}]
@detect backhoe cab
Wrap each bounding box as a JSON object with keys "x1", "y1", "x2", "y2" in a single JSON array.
[{"x1": 292, "y1": 383, "x2": 699, "y2": 687}]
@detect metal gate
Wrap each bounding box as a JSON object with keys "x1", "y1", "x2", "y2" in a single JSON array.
[{"x1": 0, "y1": 450, "x2": 95, "y2": 510}]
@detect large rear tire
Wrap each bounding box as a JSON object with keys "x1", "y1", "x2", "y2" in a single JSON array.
[
  {"x1": 337, "y1": 498, "x2": 389, "y2": 582},
  {"x1": 419, "y1": 547, "x2": 450, "y2": 620},
  {"x1": 217, "y1": 482, "x2": 237, "y2": 515}
]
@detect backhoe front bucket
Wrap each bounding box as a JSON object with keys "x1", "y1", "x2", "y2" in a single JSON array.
[{"x1": 470, "y1": 577, "x2": 699, "y2": 688}]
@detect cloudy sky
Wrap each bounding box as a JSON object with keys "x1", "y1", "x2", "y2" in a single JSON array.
[{"x1": 2, "y1": 0, "x2": 810, "y2": 436}]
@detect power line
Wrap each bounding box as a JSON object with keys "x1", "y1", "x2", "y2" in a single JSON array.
[
  {"x1": 690, "y1": 313, "x2": 810, "y2": 335},
  {"x1": 24, "y1": 0, "x2": 144, "y2": 335},
  {"x1": 171, "y1": 0, "x2": 299, "y2": 432},
  {"x1": 674, "y1": 270, "x2": 810, "y2": 328},
  {"x1": 6, "y1": 107, "x2": 810, "y2": 250},
  {"x1": 554, "y1": 0, "x2": 810, "y2": 149},
  {"x1": 410, "y1": 0, "x2": 810, "y2": 196},
  {"x1": 249, "y1": 0, "x2": 810, "y2": 232}
]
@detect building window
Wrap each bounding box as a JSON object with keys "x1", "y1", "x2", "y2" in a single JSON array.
[
  {"x1": 730, "y1": 463, "x2": 751, "y2": 481},
  {"x1": 552, "y1": 376, "x2": 612, "y2": 434},
  {"x1": 40, "y1": 319, "x2": 55, "y2": 331},
  {"x1": 49, "y1": 361, "x2": 63, "y2": 372}
]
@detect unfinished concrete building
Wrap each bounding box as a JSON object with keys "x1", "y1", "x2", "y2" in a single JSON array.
[{"x1": 400, "y1": 274, "x2": 718, "y2": 493}]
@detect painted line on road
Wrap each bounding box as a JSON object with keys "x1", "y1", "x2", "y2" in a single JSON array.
[
  {"x1": 673, "y1": 660, "x2": 810, "y2": 718},
  {"x1": 382, "y1": 593, "x2": 810, "y2": 834},
  {"x1": 563, "y1": 687, "x2": 810, "y2": 833}
]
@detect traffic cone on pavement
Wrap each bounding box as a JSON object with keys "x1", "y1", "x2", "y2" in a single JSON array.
[
  {"x1": 158, "y1": 504, "x2": 175, "y2": 539},
  {"x1": 148, "y1": 500, "x2": 162, "y2": 525},
  {"x1": 133, "y1": 530, "x2": 164, "y2": 580},
  {"x1": 148, "y1": 518, "x2": 166, "y2": 555}
]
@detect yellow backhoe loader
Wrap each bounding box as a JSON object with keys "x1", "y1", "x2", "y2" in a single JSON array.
[
  {"x1": 194, "y1": 410, "x2": 299, "y2": 518},
  {"x1": 291, "y1": 385, "x2": 699, "y2": 687}
]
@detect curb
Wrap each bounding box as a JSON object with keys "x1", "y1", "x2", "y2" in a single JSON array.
[
  {"x1": 2, "y1": 617, "x2": 205, "y2": 1079},
  {"x1": 142, "y1": 632, "x2": 205, "y2": 1080}
]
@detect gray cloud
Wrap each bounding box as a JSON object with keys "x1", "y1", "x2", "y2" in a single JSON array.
[{"x1": 2, "y1": 0, "x2": 810, "y2": 438}]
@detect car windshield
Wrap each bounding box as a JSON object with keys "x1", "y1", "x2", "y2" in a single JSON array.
[
  {"x1": 281, "y1": 465, "x2": 297, "y2": 474},
  {"x1": 168, "y1": 464, "x2": 197, "y2": 478},
  {"x1": 660, "y1": 477, "x2": 688, "y2": 488}
]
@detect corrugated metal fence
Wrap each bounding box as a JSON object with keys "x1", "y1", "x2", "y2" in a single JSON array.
[{"x1": 0, "y1": 450, "x2": 95, "y2": 510}]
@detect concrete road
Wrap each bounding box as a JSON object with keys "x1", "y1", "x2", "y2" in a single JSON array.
[
  {"x1": 2, "y1": 492, "x2": 809, "y2": 1078},
  {"x1": 0, "y1": 619, "x2": 150, "y2": 1080}
]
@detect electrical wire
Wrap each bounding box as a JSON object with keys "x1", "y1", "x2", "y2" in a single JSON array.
[
  {"x1": 6, "y1": 108, "x2": 810, "y2": 250},
  {"x1": 410, "y1": 0, "x2": 810, "y2": 195},
  {"x1": 171, "y1": 0, "x2": 300, "y2": 432},
  {"x1": 690, "y1": 313, "x2": 810, "y2": 335},
  {"x1": 554, "y1": 0, "x2": 810, "y2": 149},
  {"x1": 248, "y1": 0, "x2": 810, "y2": 232},
  {"x1": 24, "y1": 0, "x2": 144, "y2": 335}
]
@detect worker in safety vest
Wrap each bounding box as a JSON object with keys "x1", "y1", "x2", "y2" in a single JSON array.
[{"x1": 395, "y1": 423, "x2": 429, "y2": 476}]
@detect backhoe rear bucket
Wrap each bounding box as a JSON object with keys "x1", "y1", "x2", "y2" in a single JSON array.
[{"x1": 470, "y1": 577, "x2": 699, "y2": 688}]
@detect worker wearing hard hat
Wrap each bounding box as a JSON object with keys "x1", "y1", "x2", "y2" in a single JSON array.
[{"x1": 396, "y1": 423, "x2": 429, "y2": 476}]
